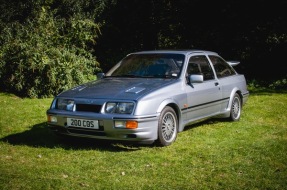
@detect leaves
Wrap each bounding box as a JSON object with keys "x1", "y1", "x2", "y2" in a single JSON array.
[{"x1": 0, "y1": 1, "x2": 101, "y2": 98}]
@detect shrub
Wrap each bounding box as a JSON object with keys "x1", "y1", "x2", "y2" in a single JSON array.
[
  {"x1": 269, "y1": 78, "x2": 287, "y2": 90},
  {"x1": 247, "y1": 77, "x2": 287, "y2": 93},
  {"x1": 0, "y1": 6, "x2": 101, "y2": 98}
]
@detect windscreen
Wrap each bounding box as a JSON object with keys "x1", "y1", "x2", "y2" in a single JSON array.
[{"x1": 110, "y1": 53, "x2": 185, "y2": 78}]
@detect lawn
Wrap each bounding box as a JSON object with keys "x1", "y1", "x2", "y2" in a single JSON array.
[{"x1": 0, "y1": 91, "x2": 286, "y2": 190}]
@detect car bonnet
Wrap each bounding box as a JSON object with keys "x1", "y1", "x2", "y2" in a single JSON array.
[{"x1": 57, "y1": 77, "x2": 176, "y2": 100}]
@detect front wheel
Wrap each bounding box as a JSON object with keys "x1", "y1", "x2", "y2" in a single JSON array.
[
  {"x1": 156, "y1": 106, "x2": 178, "y2": 146},
  {"x1": 230, "y1": 93, "x2": 242, "y2": 121}
]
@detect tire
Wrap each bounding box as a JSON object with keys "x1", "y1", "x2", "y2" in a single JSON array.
[
  {"x1": 156, "y1": 106, "x2": 178, "y2": 146},
  {"x1": 230, "y1": 93, "x2": 242, "y2": 121}
]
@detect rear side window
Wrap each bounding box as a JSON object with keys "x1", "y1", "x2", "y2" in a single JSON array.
[
  {"x1": 187, "y1": 55, "x2": 215, "y2": 81},
  {"x1": 209, "y1": 55, "x2": 236, "y2": 78}
]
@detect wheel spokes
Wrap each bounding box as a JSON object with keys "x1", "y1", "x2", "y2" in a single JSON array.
[
  {"x1": 162, "y1": 113, "x2": 175, "y2": 141},
  {"x1": 232, "y1": 98, "x2": 240, "y2": 119}
]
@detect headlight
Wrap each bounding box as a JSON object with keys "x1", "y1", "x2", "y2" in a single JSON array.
[
  {"x1": 56, "y1": 98, "x2": 75, "y2": 111},
  {"x1": 105, "y1": 102, "x2": 134, "y2": 114}
]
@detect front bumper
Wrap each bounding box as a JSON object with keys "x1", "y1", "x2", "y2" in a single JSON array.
[{"x1": 47, "y1": 110, "x2": 159, "y2": 142}]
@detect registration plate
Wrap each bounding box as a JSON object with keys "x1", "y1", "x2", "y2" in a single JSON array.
[{"x1": 67, "y1": 118, "x2": 99, "y2": 129}]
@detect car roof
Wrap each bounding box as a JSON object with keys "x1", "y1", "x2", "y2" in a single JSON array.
[{"x1": 131, "y1": 49, "x2": 219, "y2": 56}]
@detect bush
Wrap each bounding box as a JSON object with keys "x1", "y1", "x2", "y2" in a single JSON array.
[
  {"x1": 268, "y1": 78, "x2": 287, "y2": 90},
  {"x1": 247, "y1": 77, "x2": 287, "y2": 93},
  {"x1": 0, "y1": 6, "x2": 101, "y2": 98}
]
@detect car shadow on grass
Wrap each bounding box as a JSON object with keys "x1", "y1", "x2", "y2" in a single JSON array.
[
  {"x1": 183, "y1": 118, "x2": 227, "y2": 131},
  {"x1": 1, "y1": 119, "x2": 229, "y2": 151},
  {"x1": 0, "y1": 122, "x2": 150, "y2": 151}
]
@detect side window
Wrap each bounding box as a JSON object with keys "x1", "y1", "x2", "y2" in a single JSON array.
[
  {"x1": 209, "y1": 55, "x2": 236, "y2": 78},
  {"x1": 187, "y1": 55, "x2": 214, "y2": 81}
]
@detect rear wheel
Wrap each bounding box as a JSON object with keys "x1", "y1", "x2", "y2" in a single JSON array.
[
  {"x1": 230, "y1": 93, "x2": 242, "y2": 121},
  {"x1": 156, "y1": 106, "x2": 178, "y2": 146}
]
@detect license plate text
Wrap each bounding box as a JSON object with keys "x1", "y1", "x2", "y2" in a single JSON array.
[{"x1": 67, "y1": 118, "x2": 99, "y2": 129}]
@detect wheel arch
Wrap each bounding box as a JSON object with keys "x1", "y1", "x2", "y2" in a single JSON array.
[
  {"x1": 228, "y1": 88, "x2": 243, "y2": 110},
  {"x1": 156, "y1": 99, "x2": 182, "y2": 132},
  {"x1": 221, "y1": 88, "x2": 243, "y2": 119}
]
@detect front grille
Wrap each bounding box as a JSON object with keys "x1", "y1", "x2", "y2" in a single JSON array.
[{"x1": 76, "y1": 104, "x2": 102, "y2": 113}]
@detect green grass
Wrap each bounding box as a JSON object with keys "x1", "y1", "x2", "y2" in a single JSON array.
[{"x1": 0, "y1": 91, "x2": 286, "y2": 190}]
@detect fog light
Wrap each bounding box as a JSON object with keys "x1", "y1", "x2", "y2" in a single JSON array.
[
  {"x1": 47, "y1": 115, "x2": 57, "y2": 123},
  {"x1": 115, "y1": 121, "x2": 125, "y2": 128}
]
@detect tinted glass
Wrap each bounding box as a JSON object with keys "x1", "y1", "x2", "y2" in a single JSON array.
[
  {"x1": 187, "y1": 55, "x2": 214, "y2": 80},
  {"x1": 110, "y1": 54, "x2": 185, "y2": 78},
  {"x1": 209, "y1": 55, "x2": 236, "y2": 78}
]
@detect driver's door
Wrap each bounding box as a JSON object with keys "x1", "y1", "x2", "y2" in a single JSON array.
[{"x1": 185, "y1": 54, "x2": 222, "y2": 121}]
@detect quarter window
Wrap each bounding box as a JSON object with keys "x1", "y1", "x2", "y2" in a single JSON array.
[{"x1": 209, "y1": 55, "x2": 236, "y2": 78}]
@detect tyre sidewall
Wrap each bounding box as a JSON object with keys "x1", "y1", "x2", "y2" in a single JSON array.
[
  {"x1": 230, "y1": 93, "x2": 241, "y2": 121},
  {"x1": 157, "y1": 106, "x2": 178, "y2": 146}
]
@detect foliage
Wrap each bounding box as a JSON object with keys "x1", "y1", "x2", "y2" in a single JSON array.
[
  {"x1": 0, "y1": 0, "x2": 286, "y2": 96},
  {"x1": 0, "y1": 1, "x2": 101, "y2": 98},
  {"x1": 248, "y1": 77, "x2": 287, "y2": 92},
  {"x1": 0, "y1": 92, "x2": 286, "y2": 189},
  {"x1": 268, "y1": 78, "x2": 287, "y2": 90},
  {"x1": 94, "y1": 0, "x2": 287, "y2": 80}
]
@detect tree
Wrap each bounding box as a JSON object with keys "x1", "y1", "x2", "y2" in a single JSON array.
[{"x1": 95, "y1": 0, "x2": 287, "y2": 82}]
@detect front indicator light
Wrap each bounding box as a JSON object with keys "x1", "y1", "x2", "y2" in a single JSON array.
[
  {"x1": 126, "y1": 121, "x2": 138, "y2": 129},
  {"x1": 47, "y1": 115, "x2": 57, "y2": 123},
  {"x1": 115, "y1": 120, "x2": 138, "y2": 129}
]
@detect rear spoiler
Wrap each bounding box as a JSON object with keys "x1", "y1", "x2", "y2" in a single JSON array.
[{"x1": 227, "y1": 61, "x2": 240, "y2": 66}]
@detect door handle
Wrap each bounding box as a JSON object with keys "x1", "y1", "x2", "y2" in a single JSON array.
[{"x1": 215, "y1": 82, "x2": 219, "y2": 86}]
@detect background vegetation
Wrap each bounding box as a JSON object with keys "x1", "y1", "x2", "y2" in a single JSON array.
[
  {"x1": 0, "y1": 0, "x2": 102, "y2": 97},
  {"x1": 94, "y1": 0, "x2": 287, "y2": 82},
  {"x1": 0, "y1": 0, "x2": 286, "y2": 97},
  {"x1": 0, "y1": 91, "x2": 286, "y2": 189}
]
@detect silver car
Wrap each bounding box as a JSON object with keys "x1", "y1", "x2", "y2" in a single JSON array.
[{"x1": 47, "y1": 50, "x2": 249, "y2": 146}]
